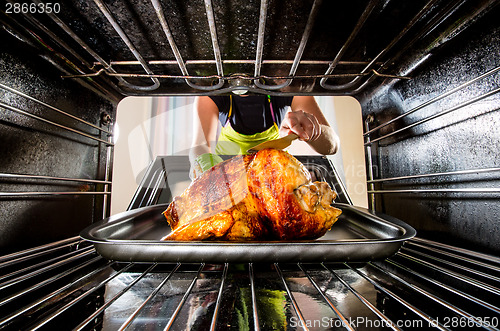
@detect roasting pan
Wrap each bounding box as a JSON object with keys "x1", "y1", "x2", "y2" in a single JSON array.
[{"x1": 80, "y1": 203, "x2": 415, "y2": 263}]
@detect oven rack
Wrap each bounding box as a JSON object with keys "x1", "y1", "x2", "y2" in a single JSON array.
[
  {"x1": 364, "y1": 65, "x2": 500, "y2": 145},
  {"x1": 56, "y1": 0, "x2": 409, "y2": 93},
  {"x1": 8, "y1": 0, "x2": 494, "y2": 95},
  {"x1": 0, "y1": 84, "x2": 112, "y2": 203},
  {"x1": 1, "y1": 236, "x2": 499, "y2": 330},
  {"x1": 0, "y1": 84, "x2": 113, "y2": 234},
  {"x1": 363, "y1": 64, "x2": 500, "y2": 200}
]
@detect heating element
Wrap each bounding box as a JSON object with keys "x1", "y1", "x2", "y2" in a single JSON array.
[{"x1": 5, "y1": 0, "x2": 495, "y2": 95}]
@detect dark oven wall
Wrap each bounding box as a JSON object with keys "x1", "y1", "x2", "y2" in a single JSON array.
[
  {"x1": 357, "y1": 3, "x2": 500, "y2": 255},
  {"x1": 0, "y1": 24, "x2": 119, "y2": 253}
]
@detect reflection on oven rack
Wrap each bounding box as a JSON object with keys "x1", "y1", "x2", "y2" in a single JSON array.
[{"x1": 1, "y1": 236, "x2": 500, "y2": 330}]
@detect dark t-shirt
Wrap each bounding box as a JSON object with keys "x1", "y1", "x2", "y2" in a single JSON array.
[{"x1": 209, "y1": 96, "x2": 293, "y2": 135}]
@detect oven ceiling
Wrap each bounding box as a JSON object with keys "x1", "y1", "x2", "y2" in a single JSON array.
[{"x1": 2, "y1": 0, "x2": 496, "y2": 96}]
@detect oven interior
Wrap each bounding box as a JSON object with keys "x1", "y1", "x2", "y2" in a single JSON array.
[{"x1": 1, "y1": 0, "x2": 499, "y2": 329}]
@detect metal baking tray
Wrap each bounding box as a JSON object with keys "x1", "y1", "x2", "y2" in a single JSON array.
[{"x1": 80, "y1": 203, "x2": 416, "y2": 263}]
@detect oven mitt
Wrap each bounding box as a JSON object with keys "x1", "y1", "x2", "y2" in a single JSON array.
[
  {"x1": 196, "y1": 153, "x2": 224, "y2": 172},
  {"x1": 191, "y1": 153, "x2": 224, "y2": 180}
]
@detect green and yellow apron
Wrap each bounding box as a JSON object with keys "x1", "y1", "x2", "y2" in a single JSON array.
[
  {"x1": 215, "y1": 95, "x2": 280, "y2": 155},
  {"x1": 196, "y1": 95, "x2": 280, "y2": 172}
]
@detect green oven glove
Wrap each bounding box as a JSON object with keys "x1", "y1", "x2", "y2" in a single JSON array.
[{"x1": 195, "y1": 153, "x2": 224, "y2": 173}]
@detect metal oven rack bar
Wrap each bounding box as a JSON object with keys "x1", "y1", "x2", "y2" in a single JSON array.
[
  {"x1": 0, "y1": 83, "x2": 112, "y2": 136},
  {"x1": 0, "y1": 192, "x2": 110, "y2": 198},
  {"x1": 364, "y1": 65, "x2": 500, "y2": 139},
  {"x1": 368, "y1": 188, "x2": 500, "y2": 194},
  {"x1": 322, "y1": 0, "x2": 441, "y2": 91},
  {"x1": 209, "y1": 263, "x2": 228, "y2": 330},
  {"x1": 3, "y1": 0, "x2": 119, "y2": 99},
  {"x1": 0, "y1": 173, "x2": 111, "y2": 185},
  {"x1": 396, "y1": 251, "x2": 500, "y2": 287},
  {"x1": 248, "y1": 264, "x2": 260, "y2": 331},
  {"x1": 25, "y1": 0, "x2": 124, "y2": 96},
  {"x1": 319, "y1": 265, "x2": 399, "y2": 331},
  {"x1": 0, "y1": 84, "x2": 112, "y2": 200},
  {"x1": 74, "y1": 263, "x2": 157, "y2": 330},
  {"x1": 319, "y1": 0, "x2": 378, "y2": 91},
  {"x1": 47, "y1": 0, "x2": 415, "y2": 92},
  {"x1": 298, "y1": 264, "x2": 356, "y2": 331},
  {"x1": 350, "y1": 0, "x2": 496, "y2": 95},
  {"x1": 347, "y1": 264, "x2": 445, "y2": 330},
  {"x1": 350, "y1": 0, "x2": 495, "y2": 95},
  {"x1": 15, "y1": 0, "x2": 496, "y2": 94},
  {"x1": 342, "y1": 0, "x2": 462, "y2": 93},
  {"x1": 117, "y1": 263, "x2": 181, "y2": 331},
  {"x1": 202, "y1": 0, "x2": 225, "y2": 90},
  {"x1": 274, "y1": 263, "x2": 308, "y2": 328},
  {"x1": 0, "y1": 101, "x2": 111, "y2": 145},
  {"x1": 367, "y1": 165, "x2": 500, "y2": 195},
  {"x1": 364, "y1": 65, "x2": 500, "y2": 199},
  {"x1": 162, "y1": 264, "x2": 205, "y2": 331},
  {"x1": 7, "y1": 0, "x2": 163, "y2": 95},
  {"x1": 0, "y1": 248, "x2": 96, "y2": 294},
  {"x1": 367, "y1": 167, "x2": 500, "y2": 184},
  {"x1": 92, "y1": 0, "x2": 160, "y2": 91},
  {"x1": 253, "y1": 0, "x2": 321, "y2": 90},
  {"x1": 0, "y1": 84, "x2": 112, "y2": 145},
  {"x1": 366, "y1": 87, "x2": 500, "y2": 146},
  {"x1": 102, "y1": 59, "x2": 376, "y2": 67},
  {"x1": 151, "y1": 0, "x2": 224, "y2": 91},
  {"x1": 1, "y1": 237, "x2": 500, "y2": 329}
]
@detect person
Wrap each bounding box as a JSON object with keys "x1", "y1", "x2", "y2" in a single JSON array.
[{"x1": 190, "y1": 95, "x2": 339, "y2": 179}]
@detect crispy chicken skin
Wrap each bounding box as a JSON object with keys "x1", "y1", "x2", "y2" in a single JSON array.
[{"x1": 162, "y1": 149, "x2": 341, "y2": 241}]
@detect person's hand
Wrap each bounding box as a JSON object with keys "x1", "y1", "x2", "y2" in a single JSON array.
[{"x1": 280, "y1": 110, "x2": 321, "y2": 142}]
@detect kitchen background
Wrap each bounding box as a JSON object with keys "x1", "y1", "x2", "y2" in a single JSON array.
[{"x1": 110, "y1": 96, "x2": 367, "y2": 214}]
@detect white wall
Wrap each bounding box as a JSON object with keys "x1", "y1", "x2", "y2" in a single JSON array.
[
  {"x1": 332, "y1": 96, "x2": 368, "y2": 207},
  {"x1": 110, "y1": 96, "x2": 367, "y2": 215},
  {"x1": 287, "y1": 96, "x2": 368, "y2": 207},
  {"x1": 110, "y1": 97, "x2": 152, "y2": 214}
]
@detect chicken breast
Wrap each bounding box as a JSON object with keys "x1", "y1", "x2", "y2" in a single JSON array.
[{"x1": 162, "y1": 149, "x2": 341, "y2": 241}]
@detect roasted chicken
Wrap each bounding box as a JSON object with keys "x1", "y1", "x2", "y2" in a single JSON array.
[{"x1": 162, "y1": 149, "x2": 341, "y2": 241}]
